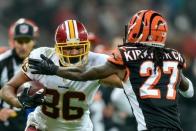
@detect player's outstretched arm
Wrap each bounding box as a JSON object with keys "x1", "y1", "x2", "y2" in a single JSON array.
[
  {"x1": 57, "y1": 61, "x2": 125, "y2": 81},
  {"x1": 179, "y1": 71, "x2": 194, "y2": 98},
  {"x1": 29, "y1": 54, "x2": 126, "y2": 86}
]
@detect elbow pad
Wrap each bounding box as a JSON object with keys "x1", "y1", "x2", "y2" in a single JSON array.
[{"x1": 179, "y1": 77, "x2": 194, "y2": 98}]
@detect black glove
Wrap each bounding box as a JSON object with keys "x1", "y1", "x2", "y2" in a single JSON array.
[
  {"x1": 28, "y1": 54, "x2": 58, "y2": 75},
  {"x1": 18, "y1": 88, "x2": 45, "y2": 109}
]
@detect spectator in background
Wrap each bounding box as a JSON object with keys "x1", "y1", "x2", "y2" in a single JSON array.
[
  {"x1": 110, "y1": 88, "x2": 137, "y2": 131},
  {"x1": 0, "y1": 18, "x2": 39, "y2": 131},
  {"x1": 90, "y1": 90, "x2": 105, "y2": 131}
]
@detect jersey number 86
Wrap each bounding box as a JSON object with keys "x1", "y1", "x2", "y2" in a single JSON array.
[{"x1": 42, "y1": 88, "x2": 86, "y2": 120}]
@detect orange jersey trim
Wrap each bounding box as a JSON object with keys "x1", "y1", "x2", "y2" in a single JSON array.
[{"x1": 107, "y1": 48, "x2": 124, "y2": 66}]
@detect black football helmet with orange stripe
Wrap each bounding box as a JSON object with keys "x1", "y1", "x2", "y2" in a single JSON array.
[
  {"x1": 126, "y1": 10, "x2": 168, "y2": 47},
  {"x1": 55, "y1": 20, "x2": 90, "y2": 67}
]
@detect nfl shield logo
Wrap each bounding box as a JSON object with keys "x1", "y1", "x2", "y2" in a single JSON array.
[{"x1": 19, "y1": 25, "x2": 29, "y2": 34}]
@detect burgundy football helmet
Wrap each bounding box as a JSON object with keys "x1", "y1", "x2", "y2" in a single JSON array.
[{"x1": 55, "y1": 20, "x2": 90, "y2": 66}]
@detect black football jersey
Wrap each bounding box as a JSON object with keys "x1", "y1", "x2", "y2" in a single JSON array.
[{"x1": 108, "y1": 46, "x2": 186, "y2": 131}]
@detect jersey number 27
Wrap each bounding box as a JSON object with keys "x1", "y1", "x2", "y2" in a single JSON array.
[{"x1": 139, "y1": 61, "x2": 179, "y2": 100}]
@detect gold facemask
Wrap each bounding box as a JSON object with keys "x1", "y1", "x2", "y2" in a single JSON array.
[{"x1": 55, "y1": 41, "x2": 90, "y2": 67}]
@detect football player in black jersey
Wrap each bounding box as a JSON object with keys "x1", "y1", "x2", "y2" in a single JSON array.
[{"x1": 28, "y1": 10, "x2": 194, "y2": 131}]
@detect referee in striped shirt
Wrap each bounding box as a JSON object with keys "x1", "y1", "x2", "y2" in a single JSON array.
[{"x1": 0, "y1": 18, "x2": 38, "y2": 131}]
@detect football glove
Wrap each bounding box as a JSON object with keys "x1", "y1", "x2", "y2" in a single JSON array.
[
  {"x1": 18, "y1": 88, "x2": 45, "y2": 109},
  {"x1": 28, "y1": 54, "x2": 58, "y2": 75}
]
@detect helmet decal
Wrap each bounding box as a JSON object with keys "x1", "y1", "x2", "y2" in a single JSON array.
[{"x1": 64, "y1": 20, "x2": 79, "y2": 40}]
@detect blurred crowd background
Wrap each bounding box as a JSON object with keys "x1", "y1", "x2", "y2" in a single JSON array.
[{"x1": 0, "y1": 0, "x2": 196, "y2": 131}]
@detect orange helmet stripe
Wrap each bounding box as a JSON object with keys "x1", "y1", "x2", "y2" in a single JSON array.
[
  {"x1": 128, "y1": 10, "x2": 149, "y2": 43},
  {"x1": 137, "y1": 11, "x2": 149, "y2": 31},
  {"x1": 140, "y1": 10, "x2": 153, "y2": 41}
]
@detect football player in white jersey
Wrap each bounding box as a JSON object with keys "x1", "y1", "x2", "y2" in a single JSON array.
[{"x1": 1, "y1": 20, "x2": 122, "y2": 131}]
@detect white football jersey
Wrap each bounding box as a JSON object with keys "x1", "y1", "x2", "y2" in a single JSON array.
[{"x1": 23, "y1": 47, "x2": 108, "y2": 131}]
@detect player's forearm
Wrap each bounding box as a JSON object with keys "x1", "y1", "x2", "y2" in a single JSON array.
[
  {"x1": 57, "y1": 67, "x2": 85, "y2": 81},
  {"x1": 1, "y1": 84, "x2": 22, "y2": 108},
  {"x1": 179, "y1": 72, "x2": 188, "y2": 91},
  {"x1": 179, "y1": 74, "x2": 194, "y2": 98},
  {"x1": 57, "y1": 66, "x2": 110, "y2": 81}
]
